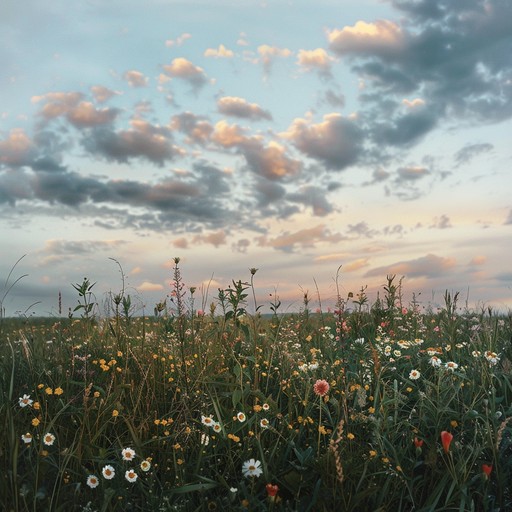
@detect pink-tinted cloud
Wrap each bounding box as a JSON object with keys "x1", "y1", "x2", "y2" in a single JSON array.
[
  {"x1": 163, "y1": 58, "x2": 208, "y2": 90},
  {"x1": 257, "y1": 44, "x2": 292, "y2": 74},
  {"x1": 165, "y1": 33, "x2": 192, "y2": 47},
  {"x1": 365, "y1": 254, "x2": 456, "y2": 278},
  {"x1": 327, "y1": 20, "x2": 405, "y2": 57},
  {"x1": 297, "y1": 48, "x2": 334, "y2": 76},
  {"x1": 258, "y1": 224, "x2": 343, "y2": 251},
  {"x1": 217, "y1": 96, "x2": 272, "y2": 120},
  {"x1": 123, "y1": 70, "x2": 149, "y2": 87},
  {"x1": 90, "y1": 85, "x2": 120, "y2": 103},
  {"x1": 204, "y1": 44, "x2": 234, "y2": 58},
  {"x1": 0, "y1": 128, "x2": 36, "y2": 166}
]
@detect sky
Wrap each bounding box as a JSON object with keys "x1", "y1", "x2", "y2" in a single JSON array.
[{"x1": 1, "y1": 0, "x2": 512, "y2": 318}]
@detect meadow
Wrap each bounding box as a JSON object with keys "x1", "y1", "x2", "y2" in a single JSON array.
[{"x1": 1, "y1": 260, "x2": 511, "y2": 511}]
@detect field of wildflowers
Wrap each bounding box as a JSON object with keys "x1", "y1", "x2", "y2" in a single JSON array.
[{"x1": 1, "y1": 261, "x2": 512, "y2": 511}]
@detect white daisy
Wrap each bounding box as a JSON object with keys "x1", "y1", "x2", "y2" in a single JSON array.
[
  {"x1": 19, "y1": 394, "x2": 33, "y2": 408},
  {"x1": 409, "y1": 369, "x2": 420, "y2": 380},
  {"x1": 86, "y1": 475, "x2": 99, "y2": 488},
  {"x1": 43, "y1": 433, "x2": 56, "y2": 446},
  {"x1": 125, "y1": 469, "x2": 138, "y2": 483},
  {"x1": 21, "y1": 433, "x2": 33, "y2": 444},
  {"x1": 140, "y1": 460, "x2": 151, "y2": 472},
  {"x1": 242, "y1": 458, "x2": 263, "y2": 478},
  {"x1": 102, "y1": 465, "x2": 115, "y2": 480},
  {"x1": 121, "y1": 447, "x2": 136, "y2": 461}
]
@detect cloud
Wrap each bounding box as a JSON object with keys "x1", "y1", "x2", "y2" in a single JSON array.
[
  {"x1": 454, "y1": 143, "x2": 493, "y2": 166},
  {"x1": 193, "y1": 230, "x2": 227, "y2": 247},
  {"x1": 469, "y1": 256, "x2": 487, "y2": 266},
  {"x1": 396, "y1": 166, "x2": 429, "y2": 181},
  {"x1": 84, "y1": 119, "x2": 182, "y2": 165},
  {"x1": 123, "y1": 70, "x2": 149, "y2": 87},
  {"x1": 282, "y1": 113, "x2": 363, "y2": 170},
  {"x1": 287, "y1": 185, "x2": 334, "y2": 216},
  {"x1": 327, "y1": 20, "x2": 406, "y2": 58},
  {"x1": 323, "y1": 89, "x2": 345, "y2": 108},
  {"x1": 505, "y1": 210, "x2": 512, "y2": 225},
  {"x1": 217, "y1": 96, "x2": 272, "y2": 120},
  {"x1": 430, "y1": 214, "x2": 452, "y2": 229},
  {"x1": 165, "y1": 33, "x2": 192, "y2": 47},
  {"x1": 365, "y1": 254, "x2": 456, "y2": 278},
  {"x1": 343, "y1": 258, "x2": 370, "y2": 272},
  {"x1": 0, "y1": 129, "x2": 36, "y2": 166},
  {"x1": 137, "y1": 281, "x2": 164, "y2": 292},
  {"x1": 32, "y1": 92, "x2": 118, "y2": 128},
  {"x1": 37, "y1": 239, "x2": 127, "y2": 265},
  {"x1": 90, "y1": 85, "x2": 120, "y2": 103},
  {"x1": 204, "y1": 44, "x2": 234, "y2": 58},
  {"x1": 297, "y1": 48, "x2": 334, "y2": 77},
  {"x1": 170, "y1": 112, "x2": 213, "y2": 145},
  {"x1": 257, "y1": 44, "x2": 292, "y2": 74},
  {"x1": 163, "y1": 58, "x2": 208, "y2": 90},
  {"x1": 258, "y1": 224, "x2": 343, "y2": 252}
]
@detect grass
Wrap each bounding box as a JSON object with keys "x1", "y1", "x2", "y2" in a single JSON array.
[{"x1": 1, "y1": 262, "x2": 511, "y2": 511}]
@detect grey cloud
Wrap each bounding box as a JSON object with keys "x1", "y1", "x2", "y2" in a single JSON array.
[
  {"x1": 285, "y1": 114, "x2": 363, "y2": 170},
  {"x1": 430, "y1": 214, "x2": 452, "y2": 229},
  {"x1": 170, "y1": 112, "x2": 213, "y2": 145},
  {"x1": 347, "y1": 221, "x2": 379, "y2": 238},
  {"x1": 83, "y1": 122, "x2": 182, "y2": 166},
  {"x1": 365, "y1": 253, "x2": 456, "y2": 278},
  {"x1": 287, "y1": 185, "x2": 334, "y2": 216},
  {"x1": 454, "y1": 143, "x2": 493, "y2": 166},
  {"x1": 505, "y1": 209, "x2": 512, "y2": 225}
]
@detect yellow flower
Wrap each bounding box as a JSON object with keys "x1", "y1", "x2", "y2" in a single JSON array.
[
  {"x1": 253, "y1": 404, "x2": 262, "y2": 412},
  {"x1": 369, "y1": 450, "x2": 377, "y2": 457},
  {"x1": 93, "y1": 391, "x2": 100, "y2": 398},
  {"x1": 450, "y1": 420, "x2": 458, "y2": 428},
  {"x1": 32, "y1": 418, "x2": 41, "y2": 427},
  {"x1": 368, "y1": 407, "x2": 375, "y2": 414},
  {"x1": 318, "y1": 425, "x2": 327, "y2": 435},
  {"x1": 112, "y1": 409, "x2": 119, "y2": 417},
  {"x1": 54, "y1": 387, "x2": 64, "y2": 396},
  {"x1": 45, "y1": 387, "x2": 53, "y2": 395},
  {"x1": 347, "y1": 433, "x2": 355, "y2": 440},
  {"x1": 382, "y1": 457, "x2": 390, "y2": 464},
  {"x1": 38, "y1": 384, "x2": 44, "y2": 389},
  {"x1": 33, "y1": 402, "x2": 41, "y2": 410},
  {"x1": 177, "y1": 458, "x2": 184, "y2": 465}
]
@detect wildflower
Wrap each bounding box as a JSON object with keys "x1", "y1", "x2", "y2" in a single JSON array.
[
  {"x1": 308, "y1": 362, "x2": 319, "y2": 371},
  {"x1": 21, "y1": 433, "x2": 33, "y2": 444},
  {"x1": 201, "y1": 433, "x2": 210, "y2": 445},
  {"x1": 102, "y1": 465, "x2": 115, "y2": 479},
  {"x1": 177, "y1": 458, "x2": 184, "y2": 465},
  {"x1": 260, "y1": 418, "x2": 270, "y2": 429},
  {"x1": 430, "y1": 356, "x2": 442, "y2": 367},
  {"x1": 253, "y1": 404, "x2": 262, "y2": 412},
  {"x1": 313, "y1": 379, "x2": 330, "y2": 397},
  {"x1": 414, "y1": 437, "x2": 424, "y2": 448},
  {"x1": 409, "y1": 369, "x2": 421, "y2": 380},
  {"x1": 242, "y1": 458, "x2": 263, "y2": 478},
  {"x1": 262, "y1": 403, "x2": 270, "y2": 411},
  {"x1": 347, "y1": 433, "x2": 355, "y2": 440},
  {"x1": 236, "y1": 412, "x2": 246, "y2": 422},
  {"x1": 140, "y1": 460, "x2": 151, "y2": 472},
  {"x1": 266, "y1": 483, "x2": 279, "y2": 499},
  {"x1": 33, "y1": 401, "x2": 40, "y2": 410},
  {"x1": 31, "y1": 418, "x2": 40, "y2": 427},
  {"x1": 112, "y1": 409, "x2": 119, "y2": 417},
  {"x1": 19, "y1": 394, "x2": 33, "y2": 408},
  {"x1": 86, "y1": 475, "x2": 99, "y2": 488},
  {"x1": 212, "y1": 423, "x2": 222, "y2": 433},
  {"x1": 201, "y1": 415, "x2": 215, "y2": 427},
  {"x1": 45, "y1": 387, "x2": 53, "y2": 395},
  {"x1": 450, "y1": 420, "x2": 458, "y2": 428},
  {"x1": 482, "y1": 464, "x2": 492, "y2": 478},
  {"x1": 369, "y1": 450, "x2": 377, "y2": 457},
  {"x1": 121, "y1": 447, "x2": 136, "y2": 461},
  {"x1": 440, "y1": 431, "x2": 453, "y2": 454},
  {"x1": 43, "y1": 433, "x2": 56, "y2": 446},
  {"x1": 125, "y1": 469, "x2": 138, "y2": 482},
  {"x1": 484, "y1": 351, "x2": 499, "y2": 365},
  {"x1": 445, "y1": 361, "x2": 458, "y2": 371},
  {"x1": 54, "y1": 387, "x2": 64, "y2": 396}
]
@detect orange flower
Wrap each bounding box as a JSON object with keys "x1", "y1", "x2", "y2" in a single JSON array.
[{"x1": 440, "y1": 431, "x2": 453, "y2": 454}]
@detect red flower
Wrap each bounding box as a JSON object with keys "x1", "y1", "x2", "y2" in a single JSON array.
[
  {"x1": 440, "y1": 431, "x2": 453, "y2": 454},
  {"x1": 266, "y1": 483, "x2": 279, "y2": 497},
  {"x1": 313, "y1": 379, "x2": 330, "y2": 397},
  {"x1": 414, "y1": 437, "x2": 424, "y2": 448},
  {"x1": 482, "y1": 464, "x2": 492, "y2": 478}
]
